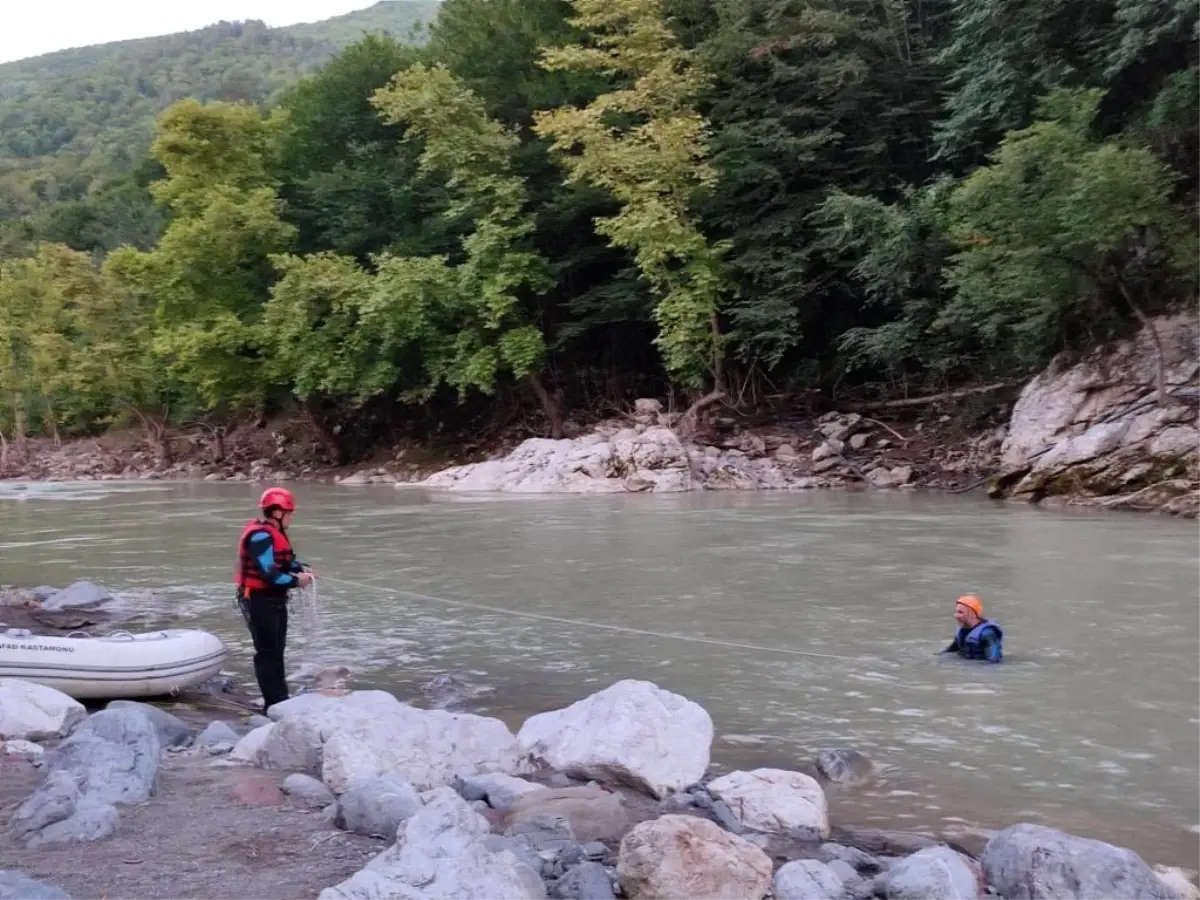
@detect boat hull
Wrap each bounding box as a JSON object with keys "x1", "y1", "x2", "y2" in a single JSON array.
[{"x1": 0, "y1": 628, "x2": 229, "y2": 700}]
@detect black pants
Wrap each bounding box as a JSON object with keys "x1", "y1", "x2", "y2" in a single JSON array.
[{"x1": 238, "y1": 592, "x2": 289, "y2": 711}]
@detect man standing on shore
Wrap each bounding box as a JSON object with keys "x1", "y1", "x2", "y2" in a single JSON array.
[
  {"x1": 234, "y1": 487, "x2": 311, "y2": 712},
  {"x1": 939, "y1": 594, "x2": 1004, "y2": 663}
]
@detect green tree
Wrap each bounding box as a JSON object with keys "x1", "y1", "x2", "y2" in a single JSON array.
[
  {"x1": 942, "y1": 88, "x2": 1194, "y2": 397},
  {"x1": 533, "y1": 0, "x2": 732, "y2": 400}
]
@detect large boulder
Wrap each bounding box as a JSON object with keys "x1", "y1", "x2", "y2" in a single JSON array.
[
  {"x1": 879, "y1": 845, "x2": 981, "y2": 900},
  {"x1": 503, "y1": 787, "x2": 635, "y2": 844},
  {"x1": 0, "y1": 870, "x2": 72, "y2": 900},
  {"x1": 39, "y1": 581, "x2": 113, "y2": 613},
  {"x1": 616, "y1": 814, "x2": 773, "y2": 900},
  {"x1": 0, "y1": 679, "x2": 86, "y2": 741},
  {"x1": 457, "y1": 772, "x2": 548, "y2": 810},
  {"x1": 705, "y1": 768, "x2": 830, "y2": 839},
  {"x1": 9, "y1": 708, "x2": 160, "y2": 847},
  {"x1": 105, "y1": 700, "x2": 193, "y2": 748},
  {"x1": 252, "y1": 689, "x2": 521, "y2": 794},
  {"x1": 981, "y1": 823, "x2": 1176, "y2": 899},
  {"x1": 517, "y1": 680, "x2": 713, "y2": 799},
  {"x1": 318, "y1": 788, "x2": 547, "y2": 900}
]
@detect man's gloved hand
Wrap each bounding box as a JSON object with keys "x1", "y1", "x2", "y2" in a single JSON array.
[{"x1": 297, "y1": 572, "x2": 314, "y2": 588}]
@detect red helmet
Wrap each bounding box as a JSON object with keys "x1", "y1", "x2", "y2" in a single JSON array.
[{"x1": 259, "y1": 487, "x2": 296, "y2": 512}]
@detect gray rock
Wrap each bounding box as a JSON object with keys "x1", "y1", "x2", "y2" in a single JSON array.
[
  {"x1": 247, "y1": 714, "x2": 272, "y2": 728},
  {"x1": 282, "y1": 773, "x2": 335, "y2": 810},
  {"x1": 196, "y1": 720, "x2": 240, "y2": 748},
  {"x1": 827, "y1": 859, "x2": 860, "y2": 884},
  {"x1": 845, "y1": 876, "x2": 878, "y2": 900},
  {"x1": 815, "y1": 748, "x2": 873, "y2": 785},
  {"x1": 455, "y1": 772, "x2": 548, "y2": 810},
  {"x1": 880, "y1": 845, "x2": 979, "y2": 900},
  {"x1": 772, "y1": 859, "x2": 844, "y2": 900},
  {"x1": 709, "y1": 798, "x2": 744, "y2": 833},
  {"x1": 551, "y1": 862, "x2": 616, "y2": 900},
  {"x1": 482, "y1": 834, "x2": 544, "y2": 879},
  {"x1": 335, "y1": 776, "x2": 422, "y2": 838},
  {"x1": 9, "y1": 709, "x2": 159, "y2": 847},
  {"x1": 981, "y1": 823, "x2": 1175, "y2": 900},
  {"x1": 0, "y1": 871, "x2": 72, "y2": 900},
  {"x1": 105, "y1": 700, "x2": 193, "y2": 749},
  {"x1": 819, "y1": 842, "x2": 881, "y2": 873},
  {"x1": 580, "y1": 841, "x2": 608, "y2": 860},
  {"x1": 27, "y1": 800, "x2": 119, "y2": 849},
  {"x1": 30, "y1": 586, "x2": 58, "y2": 602},
  {"x1": 40, "y1": 581, "x2": 112, "y2": 612}
]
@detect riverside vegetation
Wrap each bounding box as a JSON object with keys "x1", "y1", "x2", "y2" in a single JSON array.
[{"x1": 0, "y1": 0, "x2": 1195, "y2": 509}]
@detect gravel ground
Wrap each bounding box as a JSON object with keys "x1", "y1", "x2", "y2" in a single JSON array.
[{"x1": 0, "y1": 750, "x2": 385, "y2": 900}]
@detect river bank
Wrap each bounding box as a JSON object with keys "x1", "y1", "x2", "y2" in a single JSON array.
[{"x1": 1, "y1": 670, "x2": 1197, "y2": 900}]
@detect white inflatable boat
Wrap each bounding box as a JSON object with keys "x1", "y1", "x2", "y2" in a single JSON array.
[{"x1": 0, "y1": 628, "x2": 229, "y2": 700}]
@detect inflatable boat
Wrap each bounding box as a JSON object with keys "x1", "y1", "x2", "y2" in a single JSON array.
[{"x1": 0, "y1": 628, "x2": 229, "y2": 700}]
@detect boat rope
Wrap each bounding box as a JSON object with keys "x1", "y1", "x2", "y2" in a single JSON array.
[
  {"x1": 293, "y1": 577, "x2": 325, "y2": 663},
  {"x1": 315, "y1": 574, "x2": 870, "y2": 663}
]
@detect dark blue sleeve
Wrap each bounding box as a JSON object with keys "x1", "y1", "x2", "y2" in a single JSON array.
[
  {"x1": 246, "y1": 531, "x2": 299, "y2": 588},
  {"x1": 982, "y1": 627, "x2": 1003, "y2": 663}
]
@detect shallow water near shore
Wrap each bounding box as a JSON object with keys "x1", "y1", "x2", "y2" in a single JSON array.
[{"x1": 1, "y1": 479, "x2": 1197, "y2": 868}]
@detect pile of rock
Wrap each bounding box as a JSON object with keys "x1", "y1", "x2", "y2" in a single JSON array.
[
  {"x1": 414, "y1": 408, "x2": 932, "y2": 495},
  {"x1": 2, "y1": 676, "x2": 1195, "y2": 900}
]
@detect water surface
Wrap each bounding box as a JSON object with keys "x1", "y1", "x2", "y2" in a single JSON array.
[{"x1": 2, "y1": 480, "x2": 1197, "y2": 866}]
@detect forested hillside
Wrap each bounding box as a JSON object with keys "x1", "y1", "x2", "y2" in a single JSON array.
[
  {"x1": 0, "y1": 0, "x2": 442, "y2": 253},
  {"x1": 0, "y1": 0, "x2": 1195, "y2": 466}
]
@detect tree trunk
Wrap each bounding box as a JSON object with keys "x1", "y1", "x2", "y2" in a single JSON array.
[
  {"x1": 528, "y1": 371, "x2": 565, "y2": 439},
  {"x1": 0, "y1": 428, "x2": 8, "y2": 475},
  {"x1": 851, "y1": 382, "x2": 1018, "y2": 411},
  {"x1": 42, "y1": 395, "x2": 61, "y2": 448},
  {"x1": 1116, "y1": 280, "x2": 1168, "y2": 407},
  {"x1": 212, "y1": 426, "x2": 226, "y2": 463},
  {"x1": 12, "y1": 394, "x2": 27, "y2": 462},
  {"x1": 676, "y1": 390, "x2": 726, "y2": 440}
]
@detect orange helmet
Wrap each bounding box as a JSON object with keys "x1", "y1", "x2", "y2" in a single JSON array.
[
  {"x1": 956, "y1": 594, "x2": 983, "y2": 617},
  {"x1": 259, "y1": 487, "x2": 296, "y2": 512}
]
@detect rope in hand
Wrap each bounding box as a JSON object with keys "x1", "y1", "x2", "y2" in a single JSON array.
[
  {"x1": 315, "y1": 574, "x2": 872, "y2": 664},
  {"x1": 292, "y1": 575, "x2": 325, "y2": 664}
]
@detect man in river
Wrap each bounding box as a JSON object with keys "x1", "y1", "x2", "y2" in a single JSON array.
[
  {"x1": 234, "y1": 487, "x2": 312, "y2": 712},
  {"x1": 939, "y1": 594, "x2": 1003, "y2": 663}
]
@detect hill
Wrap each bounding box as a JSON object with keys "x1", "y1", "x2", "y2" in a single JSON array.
[{"x1": 0, "y1": 1, "x2": 442, "y2": 231}]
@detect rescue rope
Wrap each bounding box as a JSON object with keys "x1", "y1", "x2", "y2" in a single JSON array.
[
  {"x1": 315, "y1": 574, "x2": 869, "y2": 663},
  {"x1": 292, "y1": 576, "x2": 325, "y2": 662}
]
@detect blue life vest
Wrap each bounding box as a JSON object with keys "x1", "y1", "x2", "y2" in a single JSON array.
[{"x1": 956, "y1": 618, "x2": 1003, "y2": 661}]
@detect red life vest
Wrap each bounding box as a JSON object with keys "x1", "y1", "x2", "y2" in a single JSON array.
[{"x1": 234, "y1": 517, "x2": 296, "y2": 594}]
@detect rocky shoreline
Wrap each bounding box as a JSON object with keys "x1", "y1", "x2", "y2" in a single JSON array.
[{"x1": 1, "y1": 675, "x2": 1197, "y2": 900}]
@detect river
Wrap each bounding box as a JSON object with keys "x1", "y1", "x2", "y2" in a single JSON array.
[{"x1": 1, "y1": 479, "x2": 1197, "y2": 868}]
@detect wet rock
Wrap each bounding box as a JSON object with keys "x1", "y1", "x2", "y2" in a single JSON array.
[
  {"x1": 827, "y1": 859, "x2": 861, "y2": 884},
  {"x1": 10, "y1": 709, "x2": 159, "y2": 847},
  {"x1": 319, "y1": 788, "x2": 546, "y2": 900},
  {"x1": 818, "y1": 842, "x2": 880, "y2": 873},
  {"x1": 981, "y1": 823, "x2": 1176, "y2": 899},
  {"x1": 335, "y1": 775, "x2": 422, "y2": 838},
  {"x1": 281, "y1": 772, "x2": 336, "y2": 810},
  {"x1": 772, "y1": 859, "x2": 844, "y2": 900},
  {"x1": 456, "y1": 772, "x2": 548, "y2": 810},
  {"x1": 879, "y1": 845, "x2": 980, "y2": 899},
  {"x1": 39, "y1": 581, "x2": 112, "y2": 612},
  {"x1": 504, "y1": 787, "x2": 634, "y2": 844},
  {"x1": 833, "y1": 826, "x2": 941, "y2": 857},
  {"x1": 705, "y1": 768, "x2": 829, "y2": 839},
  {"x1": 105, "y1": 700, "x2": 193, "y2": 749},
  {"x1": 0, "y1": 870, "x2": 72, "y2": 899},
  {"x1": 617, "y1": 814, "x2": 773, "y2": 900},
  {"x1": 0, "y1": 679, "x2": 87, "y2": 741},
  {"x1": 517, "y1": 679, "x2": 713, "y2": 799},
  {"x1": 815, "y1": 748, "x2": 874, "y2": 785},
  {"x1": 422, "y1": 671, "x2": 490, "y2": 711},
  {"x1": 196, "y1": 720, "x2": 240, "y2": 748},
  {"x1": 551, "y1": 862, "x2": 616, "y2": 900}
]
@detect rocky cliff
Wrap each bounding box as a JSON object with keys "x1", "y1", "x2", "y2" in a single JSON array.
[{"x1": 989, "y1": 313, "x2": 1199, "y2": 517}]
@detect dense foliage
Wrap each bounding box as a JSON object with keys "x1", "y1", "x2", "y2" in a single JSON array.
[{"x1": 1, "y1": 0, "x2": 1195, "y2": 461}]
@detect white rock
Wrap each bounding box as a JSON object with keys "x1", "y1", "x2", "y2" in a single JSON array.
[
  {"x1": 517, "y1": 679, "x2": 713, "y2": 799},
  {"x1": 319, "y1": 788, "x2": 546, "y2": 900},
  {"x1": 0, "y1": 679, "x2": 86, "y2": 741},
  {"x1": 706, "y1": 768, "x2": 830, "y2": 839},
  {"x1": 322, "y1": 704, "x2": 520, "y2": 794},
  {"x1": 773, "y1": 859, "x2": 844, "y2": 900},
  {"x1": 617, "y1": 814, "x2": 772, "y2": 900},
  {"x1": 2, "y1": 738, "x2": 44, "y2": 759},
  {"x1": 1154, "y1": 865, "x2": 1200, "y2": 900},
  {"x1": 260, "y1": 690, "x2": 406, "y2": 774},
  {"x1": 880, "y1": 845, "x2": 980, "y2": 899},
  {"x1": 39, "y1": 581, "x2": 113, "y2": 612},
  {"x1": 228, "y1": 723, "x2": 275, "y2": 765}
]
